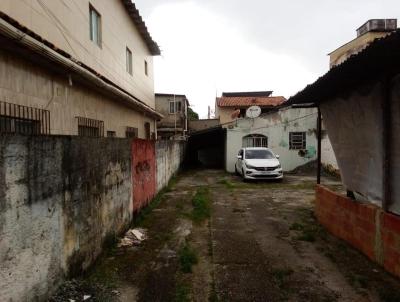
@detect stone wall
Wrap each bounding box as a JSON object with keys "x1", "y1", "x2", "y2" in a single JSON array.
[
  {"x1": 316, "y1": 185, "x2": 400, "y2": 278},
  {"x1": 0, "y1": 136, "x2": 185, "y2": 301}
]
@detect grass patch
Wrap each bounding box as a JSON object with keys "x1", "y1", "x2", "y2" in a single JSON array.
[
  {"x1": 179, "y1": 242, "x2": 198, "y2": 273},
  {"x1": 272, "y1": 268, "x2": 294, "y2": 288},
  {"x1": 289, "y1": 222, "x2": 304, "y2": 231},
  {"x1": 190, "y1": 187, "x2": 211, "y2": 223},
  {"x1": 174, "y1": 283, "x2": 190, "y2": 302},
  {"x1": 217, "y1": 178, "x2": 236, "y2": 190}
]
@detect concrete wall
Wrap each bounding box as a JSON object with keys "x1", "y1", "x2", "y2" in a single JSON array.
[
  {"x1": 0, "y1": 48, "x2": 155, "y2": 138},
  {"x1": 0, "y1": 136, "x2": 132, "y2": 301},
  {"x1": 225, "y1": 108, "x2": 319, "y2": 173},
  {"x1": 155, "y1": 141, "x2": 185, "y2": 192},
  {"x1": 0, "y1": 136, "x2": 185, "y2": 301},
  {"x1": 189, "y1": 119, "x2": 220, "y2": 133},
  {"x1": 0, "y1": 0, "x2": 156, "y2": 107}
]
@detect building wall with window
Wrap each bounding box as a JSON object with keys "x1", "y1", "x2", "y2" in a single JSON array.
[
  {"x1": 0, "y1": 48, "x2": 155, "y2": 138},
  {"x1": 224, "y1": 107, "x2": 322, "y2": 172},
  {"x1": 155, "y1": 93, "x2": 188, "y2": 139},
  {"x1": 0, "y1": 0, "x2": 156, "y2": 108}
]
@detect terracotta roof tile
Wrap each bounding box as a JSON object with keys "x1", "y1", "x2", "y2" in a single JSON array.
[{"x1": 217, "y1": 96, "x2": 286, "y2": 107}]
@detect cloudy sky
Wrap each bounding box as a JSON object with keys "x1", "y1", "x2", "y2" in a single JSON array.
[{"x1": 135, "y1": 0, "x2": 399, "y2": 118}]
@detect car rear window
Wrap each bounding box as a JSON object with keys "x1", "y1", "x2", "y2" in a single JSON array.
[{"x1": 245, "y1": 149, "x2": 274, "y2": 159}]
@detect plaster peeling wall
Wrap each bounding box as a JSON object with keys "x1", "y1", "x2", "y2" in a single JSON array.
[
  {"x1": 132, "y1": 139, "x2": 156, "y2": 212},
  {"x1": 320, "y1": 83, "x2": 384, "y2": 207},
  {"x1": 225, "y1": 108, "x2": 319, "y2": 173},
  {"x1": 155, "y1": 141, "x2": 185, "y2": 193},
  {"x1": 0, "y1": 136, "x2": 132, "y2": 301}
]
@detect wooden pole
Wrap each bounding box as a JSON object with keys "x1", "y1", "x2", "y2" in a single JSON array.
[{"x1": 317, "y1": 107, "x2": 322, "y2": 185}]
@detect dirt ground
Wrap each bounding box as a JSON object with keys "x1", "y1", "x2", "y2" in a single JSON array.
[{"x1": 50, "y1": 169, "x2": 400, "y2": 302}]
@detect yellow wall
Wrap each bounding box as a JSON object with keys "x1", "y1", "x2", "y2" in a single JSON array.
[
  {"x1": 0, "y1": 0, "x2": 155, "y2": 108},
  {"x1": 217, "y1": 107, "x2": 237, "y2": 124},
  {"x1": 0, "y1": 48, "x2": 155, "y2": 138},
  {"x1": 329, "y1": 32, "x2": 389, "y2": 68}
]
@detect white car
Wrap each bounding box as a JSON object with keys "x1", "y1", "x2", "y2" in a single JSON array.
[{"x1": 235, "y1": 147, "x2": 283, "y2": 181}]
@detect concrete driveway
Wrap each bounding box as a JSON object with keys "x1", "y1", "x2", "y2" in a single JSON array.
[{"x1": 50, "y1": 170, "x2": 400, "y2": 302}]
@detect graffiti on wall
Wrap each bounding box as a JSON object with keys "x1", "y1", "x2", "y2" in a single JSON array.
[{"x1": 132, "y1": 139, "x2": 156, "y2": 212}]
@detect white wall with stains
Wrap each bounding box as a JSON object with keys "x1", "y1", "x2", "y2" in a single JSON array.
[{"x1": 224, "y1": 107, "x2": 319, "y2": 173}]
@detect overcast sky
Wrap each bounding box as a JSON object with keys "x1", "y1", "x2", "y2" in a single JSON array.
[{"x1": 135, "y1": 0, "x2": 399, "y2": 118}]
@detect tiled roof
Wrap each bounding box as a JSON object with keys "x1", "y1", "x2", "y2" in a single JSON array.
[
  {"x1": 217, "y1": 96, "x2": 286, "y2": 108},
  {"x1": 121, "y1": 0, "x2": 160, "y2": 55}
]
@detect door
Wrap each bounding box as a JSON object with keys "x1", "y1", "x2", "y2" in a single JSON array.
[{"x1": 237, "y1": 149, "x2": 244, "y2": 172}]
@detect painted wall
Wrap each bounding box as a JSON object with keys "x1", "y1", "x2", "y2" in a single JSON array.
[
  {"x1": 0, "y1": 136, "x2": 132, "y2": 301},
  {"x1": 0, "y1": 136, "x2": 185, "y2": 301},
  {"x1": 189, "y1": 119, "x2": 220, "y2": 133},
  {"x1": 155, "y1": 95, "x2": 188, "y2": 130},
  {"x1": 132, "y1": 139, "x2": 156, "y2": 212},
  {"x1": 0, "y1": 0, "x2": 156, "y2": 107},
  {"x1": 0, "y1": 48, "x2": 155, "y2": 138},
  {"x1": 321, "y1": 82, "x2": 384, "y2": 208},
  {"x1": 155, "y1": 140, "x2": 185, "y2": 192},
  {"x1": 321, "y1": 133, "x2": 339, "y2": 171},
  {"x1": 225, "y1": 108, "x2": 318, "y2": 173}
]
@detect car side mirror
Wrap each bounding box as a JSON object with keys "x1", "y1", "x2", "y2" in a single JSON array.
[
  {"x1": 276, "y1": 154, "x2": 280, "y2": 159},
  {"x1": 237, "y1": 155, "x2": 243, "y2": 159}
]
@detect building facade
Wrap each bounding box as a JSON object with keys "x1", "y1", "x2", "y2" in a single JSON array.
[
  {"x1": 155, "y1": 93, "x2": 189, "y2": 139},
  {"x1": 0, "y1": 0, "x2": 162, "y2": 138}
]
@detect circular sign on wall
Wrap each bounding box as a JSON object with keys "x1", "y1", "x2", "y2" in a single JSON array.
[{"x1": 246, "y1": 106, "x2": 261, "y2": 118}]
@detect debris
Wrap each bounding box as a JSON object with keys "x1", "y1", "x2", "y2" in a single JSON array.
[
  {"x1": 111, "y1": 290, "x2": 120, "y2": 296},
  {"x1": 118, "y1": 228, "x2": 147, "y2": 247},
  {"x1": 83, "y1": 295, "x2": 91, "y2": 300}
]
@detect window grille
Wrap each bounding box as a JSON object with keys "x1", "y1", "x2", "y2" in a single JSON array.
[
  {"x1": 169, "y1": 101, "x2": 182, "y2": 114},
  {"x1": 289, "y1": 132, "x2": 306, "y2": 149},
  {"x1": 0, "y1": 101, "x2": 50, "y2": 135},
  {"x1": 107, "y1": 131, "x2": 116, "y2": 137},
  {"x1": 77, "y1": 117, "x2": 104, "y2": 137},
  {"x1": 242, "y1": 134, "x2": 268, "y2": 148},
  {"x1": 126, "y1": 127, "x2": 138, "y2": 138}
]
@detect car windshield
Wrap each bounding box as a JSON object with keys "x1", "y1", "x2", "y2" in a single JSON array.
[{"x1": 245, "y1": 149, "x2": 274, "y2": 159}]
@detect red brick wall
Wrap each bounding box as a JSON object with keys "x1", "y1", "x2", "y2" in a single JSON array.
[
  {"x1": 132, "y1": 139, "x2": 156, "y2": 212},
  {"x1": 316, "y1": 185, "x2": 400, "y2": 278}
]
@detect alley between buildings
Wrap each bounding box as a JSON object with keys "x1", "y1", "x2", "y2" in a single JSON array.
[{"x1": 50, "y1": 170, "x2": 400, "y2": 302}]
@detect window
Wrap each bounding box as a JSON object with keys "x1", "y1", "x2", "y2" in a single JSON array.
[
  {"x1": 77, "y1": 117, "x2": 104, "y2": 137},
  {"x1": 242, "y1": 134, "x2": 268, "y2": 148},
  {"x1": 144, "y1": 60, "x2": 148, "y2": 76},
  {"x1": 169, "y1": 101, "x2": 182, "y2": 114},
  {"x1": 289, "y1": 132, "x2": 306, "y2": 149},
  {"x1": 126, "y1": 126, "x2": 138, "y2": 138},
  {"x1": 107, "y1": 131, "x2": 116, "y2": 137},
  {"x1": 144, "y1": 122, "x2": 151, "y2": 140},
  {"x1": 126, "y1": 47, "x2": 132, "y2": 75},
  {"x1": 89, "y1": 5, "x2": 101, "y2": 47},
  {"x1": 0, "y1": 101, "x2": 50, "y2": 135}
]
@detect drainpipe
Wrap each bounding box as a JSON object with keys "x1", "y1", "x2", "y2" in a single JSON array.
[{"x1": 0, "y1": 17, "x2": 163, "y2": 120}]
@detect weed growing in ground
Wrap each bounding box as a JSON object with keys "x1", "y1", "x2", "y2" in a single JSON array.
[
  {"x1": 190, "y1": 187, "x2": 211, "y2": 223},
  {"x1": 217, "y1": 178, "x2": 235, "y2": 190},
  {"x1": 272, "y1": 268, "x2": 294, "y2": 288},
  {"x1": 174, "y1": 283, "x2": 190, "y2": 302},
  {"x1": 179, "y1": 242, "x2": 198, "y2": 273}
]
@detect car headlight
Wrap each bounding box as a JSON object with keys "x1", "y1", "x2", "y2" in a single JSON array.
[{"x1": 246, "y1": 163, "x2": 256, "y2": 169}]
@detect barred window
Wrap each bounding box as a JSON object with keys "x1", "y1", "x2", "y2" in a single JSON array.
[
  {"x1": 0, "y1": 101, "x2": 50, "y2": 135},
  {"x1": 242, "y1": 134, "x2": 268, "y2": 148},
  {"x1": 126, "y1": 126, "x2": 138, "y2": 138},
  {"x1": 289, "y1": 132, "x2": 306, "y2": 150},
  {"x1": 77, "y1": 117, "x2": 104, "y2": 137}
]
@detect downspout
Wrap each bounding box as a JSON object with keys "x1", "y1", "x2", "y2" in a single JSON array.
[{"x1": 0, "y1": 17, "x2": 163, "y2": 120}]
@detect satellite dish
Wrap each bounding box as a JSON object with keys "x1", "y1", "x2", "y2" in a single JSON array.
[{"x1": 246, "y1": 106, "x2": 261, "y2": 118}]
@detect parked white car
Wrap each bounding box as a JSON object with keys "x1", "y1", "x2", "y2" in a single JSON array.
[{"x1": 235, "y1": 147, "x2": 283, "y2": 181}]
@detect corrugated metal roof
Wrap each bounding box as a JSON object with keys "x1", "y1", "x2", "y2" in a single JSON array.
[
  {"x1": 217, "y1": 96, "x2": 286, "y2": 107},
  {"x1": 288, "y1": 29, "x2": 400, "y2": 106}
]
